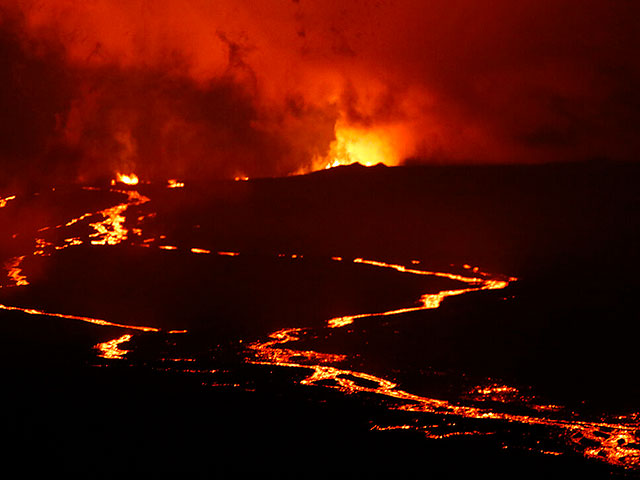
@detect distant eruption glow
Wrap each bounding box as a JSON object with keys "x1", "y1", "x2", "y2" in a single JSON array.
[
  {"x1": 312, "y1": 124, "x2": 399, "y2": 171},
  {"x1": 116, "y1": 173, "x2": 139, "y2": 185},
  {"x1": 167, "y1": 179, "x2": 184, "y2": 188},
  {"x1": 5, "y1": 0, "x2": 636, "y2": 185}
]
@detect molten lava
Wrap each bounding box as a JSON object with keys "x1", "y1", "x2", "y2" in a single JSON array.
[
  {"x1": 0, "y1": 195, "x2": 16, "y2": 208},
  {"x1": 2, "y1": 180, "x2": 637, "y2": 472},
  {"x1": 116, "y1": 173, "x2": 139, "y2": 185},
  {"x1": 95, "y1": 334, "x2": 133, "y2": 359},
  {"x1": 324, "y1": 258, "x2": 511, "y2": 329},
  {"x1": 0, "y1": 303, "x2": 158, "y2": 332},
  {"x1": 167, "y1": 179, "x2": 185, "y2": 188},
  {"x1": 4, "y1": 256, "x2": 29, "y2": 287},
  {"x1": 89, "y1": 190, "x2": 149, "y2": 246}
]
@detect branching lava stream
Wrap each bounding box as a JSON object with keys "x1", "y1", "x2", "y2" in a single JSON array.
[{"x1": 1, "y1": 180, "x2": 638, "y2": 472}]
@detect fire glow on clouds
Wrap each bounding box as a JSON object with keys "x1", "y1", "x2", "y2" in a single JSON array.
[{"x1": 0, "y1": 0, "x2": 638, "y2": 183}]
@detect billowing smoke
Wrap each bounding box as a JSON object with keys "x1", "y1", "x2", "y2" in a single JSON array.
[{"x1": 1, "y1": 0, "x2": 639, "y2": 186}]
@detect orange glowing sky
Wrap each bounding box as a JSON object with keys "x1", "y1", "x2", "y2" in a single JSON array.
[{"x1": 1, "y1": 0, "x2": 638, "y2": 184}]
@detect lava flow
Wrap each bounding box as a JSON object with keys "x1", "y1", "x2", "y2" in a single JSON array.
[
  {"x1": 4, "y1": 256, "x2": 29, "y2": 287},
  {"x1": 0, "y1": 195, "x2": 16, "y2": 208},
  {"x1": 327, "y1": 258, "x2": 512, "y2": 328},
  {"x1": 248, "y1": 258, "x2": 640, "y2": 470},
  {"x1": 89, "y1": 189, "x2": 149, "y2": 246},
  {"x1": 1, "y1": 180, "x2": 638, "y2": 472},
  {"x1": 0, "y1": 303, "x2": 158, "y2": 332},
  {"x1": 1, "y1": 182, "x2": 155, "y2": 333},
  {"x1": 95, "y1": 334, "x2": 133, "y2": 359}
]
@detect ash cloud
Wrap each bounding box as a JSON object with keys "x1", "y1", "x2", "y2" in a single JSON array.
[
  {"x1": 1, "y1": 1, "x2": 639, "y2": 187},
  {"x1": 0, "y1": 9, "x2": 75, "y2": 186}
]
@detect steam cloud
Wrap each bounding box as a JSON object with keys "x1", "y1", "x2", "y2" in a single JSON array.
[{"x1": 1, "y1": 0, "x2": 638, "y2": 186}]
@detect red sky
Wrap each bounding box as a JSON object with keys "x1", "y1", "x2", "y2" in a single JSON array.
[{"x1": 1, "y1": 0, "x2": 638, "y2": 184}]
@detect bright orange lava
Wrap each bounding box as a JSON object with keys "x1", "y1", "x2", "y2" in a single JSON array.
[
  {"x1": 0, "y1": 303, "x2": 158, "y2": 331},
  {"x1": 247, "y1": 256, "x2": 639, "y2": 470},
  {"x1": 0, "y1": 195, "x2": 16, "y2": 208},
  {"x1": 95, "y1": 334, "x2": 133, "y2": 359},
  {"x1": 4, "y1": 256, "x2": 29, "y2": 287},
  {"x1": 312, "y1": 124, "x2": 397, "y2": 171},
  {"x1": 116, "y1": 173, "x2": 139, "y2": 185},
  {"x1": 89, "y1": 190, "x2": 149, "y2": 246},
  {"x1": 167, "y1": 179, "x2": 185, "y2": 188},
  {"x1": 2, "y1": 181, "x2": 637, "y2": 470},
  {"x1": 326, "y1": 258, "x2": 510, "y2": 328}
]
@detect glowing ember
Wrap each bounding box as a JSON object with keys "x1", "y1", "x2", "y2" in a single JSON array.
[
  {"x1": 116, "y1": 173, "x2": 139, "y2": 185},
  {"x1": 57, "y1": 237, "x2": 83, "y2": 249},
  {"x1": 191, "y1": 248, "x2": 211, "y2": 254},
  {"x1": 159, "y1": 245, "x2": 178, "y2": 250},
  {"x1": 33, "y1": 238, "x2": 53, "y2": 256},
  {"x1": 167, "y1": 179, "x2": 185, "y2": 188},
  {"x1": 234, "y1": 175, "x2": 249, "y2": 181},
  {"x1": 250, "y1": 328, "x2": 348, "y2": 366},
  {"x1": 217, "y1": 251, "x2": 239, "y2": 257},
  {"x1": 65, "y1": 212, "x2": 94, "y2": 228},
  {"x1": 472, "y1": 384, "x2": 520, "y2": 397},
  {"x1": 95, "y1": 334, "x2": 133, "y2": 359}
]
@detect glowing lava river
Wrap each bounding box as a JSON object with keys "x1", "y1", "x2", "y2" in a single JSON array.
[{"x1": 1, "y1": 178, "x2": 639, "y2": 475}]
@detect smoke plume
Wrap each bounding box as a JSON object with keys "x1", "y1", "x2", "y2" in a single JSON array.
[{"x1": 1, "y1": 0, "x2": 638, "y2": 186}]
